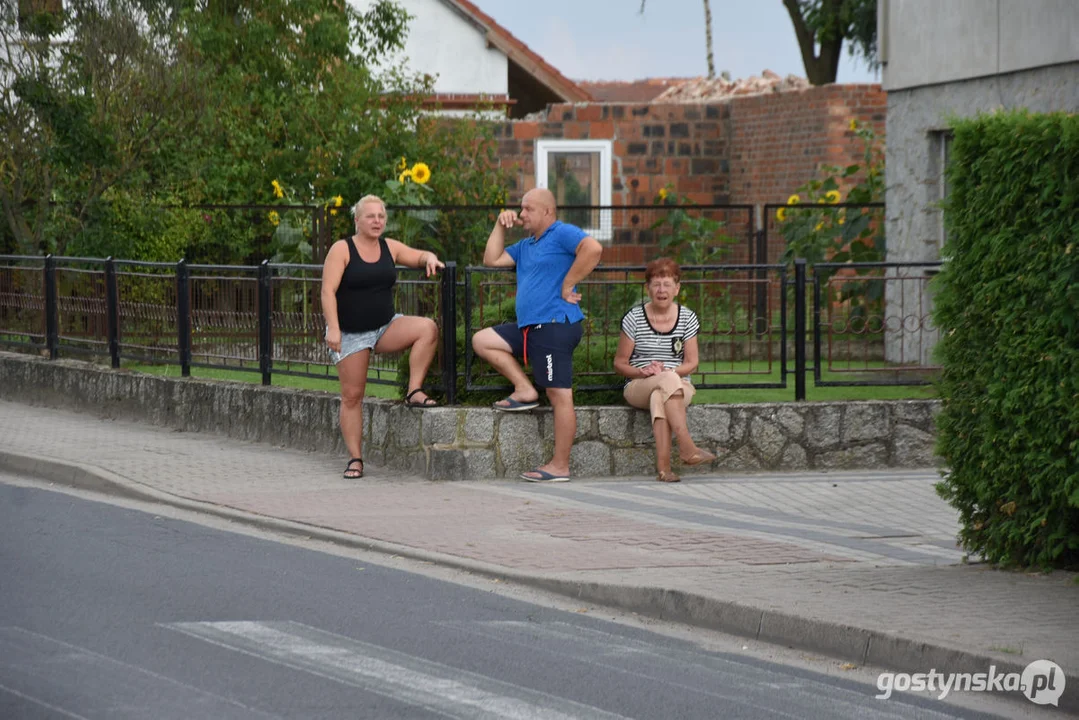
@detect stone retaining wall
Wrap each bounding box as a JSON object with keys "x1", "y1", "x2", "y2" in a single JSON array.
[{"x1": 0, "y1": 352, "x2": 940, "y2": 480}]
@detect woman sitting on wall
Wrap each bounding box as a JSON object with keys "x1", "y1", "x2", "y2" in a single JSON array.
[
  {"x1": 321, "y1": 195, "x2": 444, "y2": 479},
  {"x1": 614, "y1": 258, "x2": 717, "y2": 482}
]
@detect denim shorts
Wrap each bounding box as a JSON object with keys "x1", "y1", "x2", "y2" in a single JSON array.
[{"x1": 327, "y1": 314, "x2": 403, "y2": 365}]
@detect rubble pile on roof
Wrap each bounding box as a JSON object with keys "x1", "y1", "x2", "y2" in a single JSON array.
[
  {"x1": 653, "y1": 70, "x2": 810, "y2": 102},
  {"x1": 576, "y1": 78, "x2": 687, "y2": 103}
]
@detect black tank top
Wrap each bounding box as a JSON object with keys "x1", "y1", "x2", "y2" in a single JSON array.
[{"x1": 335, "y1": 237, "x2": 397, "y2": 333}]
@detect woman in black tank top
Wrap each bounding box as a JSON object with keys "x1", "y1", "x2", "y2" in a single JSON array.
[{"x1": 320, "y1": 195, "x2": 445, "y2": 479}]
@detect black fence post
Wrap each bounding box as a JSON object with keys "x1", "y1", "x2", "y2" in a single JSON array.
[
  {"x1": 440, "y1": 261, "x2": 457, "y2": 405},
  {"x1": 812, "y1": 266, "x2": 823, "y2": 387},
  {"x1": 44, "y1": 254, "x2": 58, "y2": 359},
  {"x1": 794, "y1": 258, "x2": 807, "y2": 401},
  {"x1": 176, "y1": 259, "x2": 191, "y2": 377},
  {"x1": 105, "y1": 257, "x2": 120, "y2": 368},
  {"x1": 755, "y1": 227, "x2": 768, "y2": 337},
  {"x1": 258, "y1": 260, "x2": 272, "y2": 386}
]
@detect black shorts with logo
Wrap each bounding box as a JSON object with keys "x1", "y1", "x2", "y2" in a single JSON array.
[{"x1": 492, "y1": 320, "x2": 583, "y2": 389}]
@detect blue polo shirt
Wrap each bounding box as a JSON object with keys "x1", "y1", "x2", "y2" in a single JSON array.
[{"x1": 505, "y1": 220, "x2": 588, "y2": 328}]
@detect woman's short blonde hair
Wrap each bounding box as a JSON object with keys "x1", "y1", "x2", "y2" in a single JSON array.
[{"x1": 351, "y1": 195, "x2": 386, "y2": 218}]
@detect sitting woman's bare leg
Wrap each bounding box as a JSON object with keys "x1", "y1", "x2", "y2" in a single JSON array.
[
  {"x1": 664, "y1": 390, "x2": 716, "y2": 466},
  {"x1": 653, "y1": 416, "x2": 673, "y2": 474}
]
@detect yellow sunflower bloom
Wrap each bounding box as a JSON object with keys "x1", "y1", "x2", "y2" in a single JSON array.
[
  {"x1": 849, "y1": 119, "x2": 858, "y2": 131},
  {"x1": 268, "y1": 211, "x2": 280, "y2": 226},
  {"x1": 398, "y1": 169, "x2": 413, "y2": 184},
  {"x1": 333, "y1": 195, "x2": 343, "y2": 206},
  {"x1": 815, "y1": 222, "x2": 824, "y2": 232},
  {"x1": 658, "y1": 187, "x2": 669, "y2": 201},
  {"x1": 825, "y1": 190, "x2": 841, "y2": 204},
  {"x1": 397, "y1": 156, "x2": 408, "y2": 172},
  {"x1": 410, "y1": 162, "x2": 431, "y2": 185},
  {"x1": 271, "y1": 180, "x2": 284, "y2": 199},
  {"x1": 787, "y1": 194, "x2": 800, "y2": 205},
  {"x1": 776, "y1": 208, "x2": 787, "y2": 222}
]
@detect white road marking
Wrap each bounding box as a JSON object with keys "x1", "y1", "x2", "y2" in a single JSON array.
[
  {"x1": 0, "y1": 626, "x2": 280, "y2": 719},
  {"x1": 165, "y1": 620, "x2": 632, "y2": 720},
  {"x1": 0, "y1": 681, "x2": 92, "y2": 720},
  {"x1": 432, "y1": 621, "x2": 967, "y2": 720}
]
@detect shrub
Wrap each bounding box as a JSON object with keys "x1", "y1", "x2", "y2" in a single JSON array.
[{"x1": 933, "y1": 110, "x2": 1079, "y2": 568}]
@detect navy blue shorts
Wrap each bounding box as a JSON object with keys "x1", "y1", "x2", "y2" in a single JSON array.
[{"x1": 492, "y1": 320, "x2": 583, "y2": 389}]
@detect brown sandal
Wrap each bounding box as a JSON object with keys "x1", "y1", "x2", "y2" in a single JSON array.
[
  {"x1": 682, "y1": 450, "x2": 717, "y2": 466},
  {"x1": 656, "y1": 470, "x2": 681, "y2": 483}
]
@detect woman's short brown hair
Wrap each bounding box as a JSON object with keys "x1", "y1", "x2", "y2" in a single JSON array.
[{"x1": 645, "y1": 258, "x2": 681, "y2": 284}]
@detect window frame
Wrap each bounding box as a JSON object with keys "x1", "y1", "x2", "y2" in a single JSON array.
[
  {"x1": 534, "y1": 139, "x2": 613, "y2": 241},
  {"x1": 929, "y1": 129, "x2": 953, "y2": 249}
]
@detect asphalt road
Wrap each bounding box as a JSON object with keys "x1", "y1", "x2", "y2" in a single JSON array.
[{"x1": 0, "y1": 478, "x2": 1002, "y2": 720}]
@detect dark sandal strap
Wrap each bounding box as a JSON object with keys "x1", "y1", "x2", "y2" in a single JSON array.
[
  {"x1": 344, "y1": 457, "x2": 363, "y2": 477},
  {"x1": 405, "y1": 388, "x2": 437, "y2": 406}
]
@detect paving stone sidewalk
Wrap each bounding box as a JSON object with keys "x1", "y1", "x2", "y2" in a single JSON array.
[{"x1": 1, "y1": 400, "x2": 1075, "y2": 709}]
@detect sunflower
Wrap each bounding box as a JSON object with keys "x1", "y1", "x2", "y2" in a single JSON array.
[
  {"x1": 410, "y1": 162, "x2": 431, "y2": 185},
  {"x1": 397, "y1": 156, "x2": 408, "y2": 172},
  {"x1": 268, "y1": 211, "x2": 280, "y2": 226},
  {"x1": 658, "y1": 187, "x2": 669, "y2": 201},
  {"x1": 330, "y1": 195, "x2": 343, "y2": 216},
  {"x1": 787, "y1": 194, "x2": 800, "y2": 205},
  {"x1": 825, "y1": 190, "x2": 841, "y2": 204},
  {"x1": 776, "y1": 208, "x2": 787, "y2": 222},
  {"x1": 398, "y1": 169, "x2": 413, "y2": 184},
  {"x1": 849, "y1": 118, "x2": 858, "y2": 131},
  {"x1": 271, "y1": 180, "x2": 284, "y2": 199}
]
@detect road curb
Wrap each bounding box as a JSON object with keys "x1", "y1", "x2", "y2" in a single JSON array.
[{"x1": 1, "y1": 449, "x2": 1060, "y2": 713}]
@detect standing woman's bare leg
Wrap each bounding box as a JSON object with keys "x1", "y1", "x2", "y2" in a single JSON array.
[
  {"x1": 376, "y1": 315, "x2": 440, "y2": 403},
  {"x1": 336, "y1": 349, "x2": 371, "y2": 474}
]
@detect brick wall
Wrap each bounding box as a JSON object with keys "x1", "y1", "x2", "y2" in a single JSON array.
[
  {"x1": 727, "y1": 84, "x2": 886, "y2": 264},
  {"x1": 493, "y1": 84, "x2": 886, "y2": 265}
]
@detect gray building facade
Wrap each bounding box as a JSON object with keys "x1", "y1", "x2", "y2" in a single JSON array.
[{"x1": 879, "y1": 0, "x2": 1079, "y2": 362}]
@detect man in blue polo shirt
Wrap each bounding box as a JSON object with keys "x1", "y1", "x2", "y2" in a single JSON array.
[{"x1": 472, "y1": 188, "x2": 603, "y2": 483}]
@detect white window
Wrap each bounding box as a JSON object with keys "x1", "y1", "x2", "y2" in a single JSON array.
[{"x1": 535, "y1": 139, "x2": 612, "y2": 241}]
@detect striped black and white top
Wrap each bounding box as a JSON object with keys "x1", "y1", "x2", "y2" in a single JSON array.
[{"x1": 620, "y1": 303, "x2": 700, "y2": 371}]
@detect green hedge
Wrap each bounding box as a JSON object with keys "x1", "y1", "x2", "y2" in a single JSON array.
[{"x1": 933, "y1": 110, "x2": 1079, "y2": 568}]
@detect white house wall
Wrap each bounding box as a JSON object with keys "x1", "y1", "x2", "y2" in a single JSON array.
[
  {"x1": 881, "y1": 0, "x2": 1079, "y2": 91},
  {"x1": 880, "y1": 0, "x2": 1079, "y2": 364},
  {"x1": 350, "y1": 0, "x2": 507, "y2": 96}
]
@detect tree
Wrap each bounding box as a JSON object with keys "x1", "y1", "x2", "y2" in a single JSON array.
[
  {"x1": 2, "y1": 0, "x2": 509, "y2": 262},
  {"x1": 782, "y1": 0, "x2": 878, "y2": 85},
  {"x1": 0, "y1": 0, "x2": 208, "y2": 254},
  {"x1": 639, "y1": 0, "x2": 715, "y2": 80}
]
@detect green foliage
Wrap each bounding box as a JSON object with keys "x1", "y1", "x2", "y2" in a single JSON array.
[
  {"x1": 782, "y1": 0, "x2": 878, "y2": 84},
  {"x1": 778, "y1": 119, "x2": 885, "y2": 317},
  {"x1": 933, "y1": 110, "x2": 1079, "y2": 569},
  {"x1": 650, "y1": 186, "x2": 737, "y2": 265},
  {"x1": 797, "y1": 0, "x2": 878, "y2": 69},
  {"x1": 1, "y1": 0, "x2": 208, "y2": 254},
  {"x1": 1, "y1": 0, "x2": 508, "y2": 263}
]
